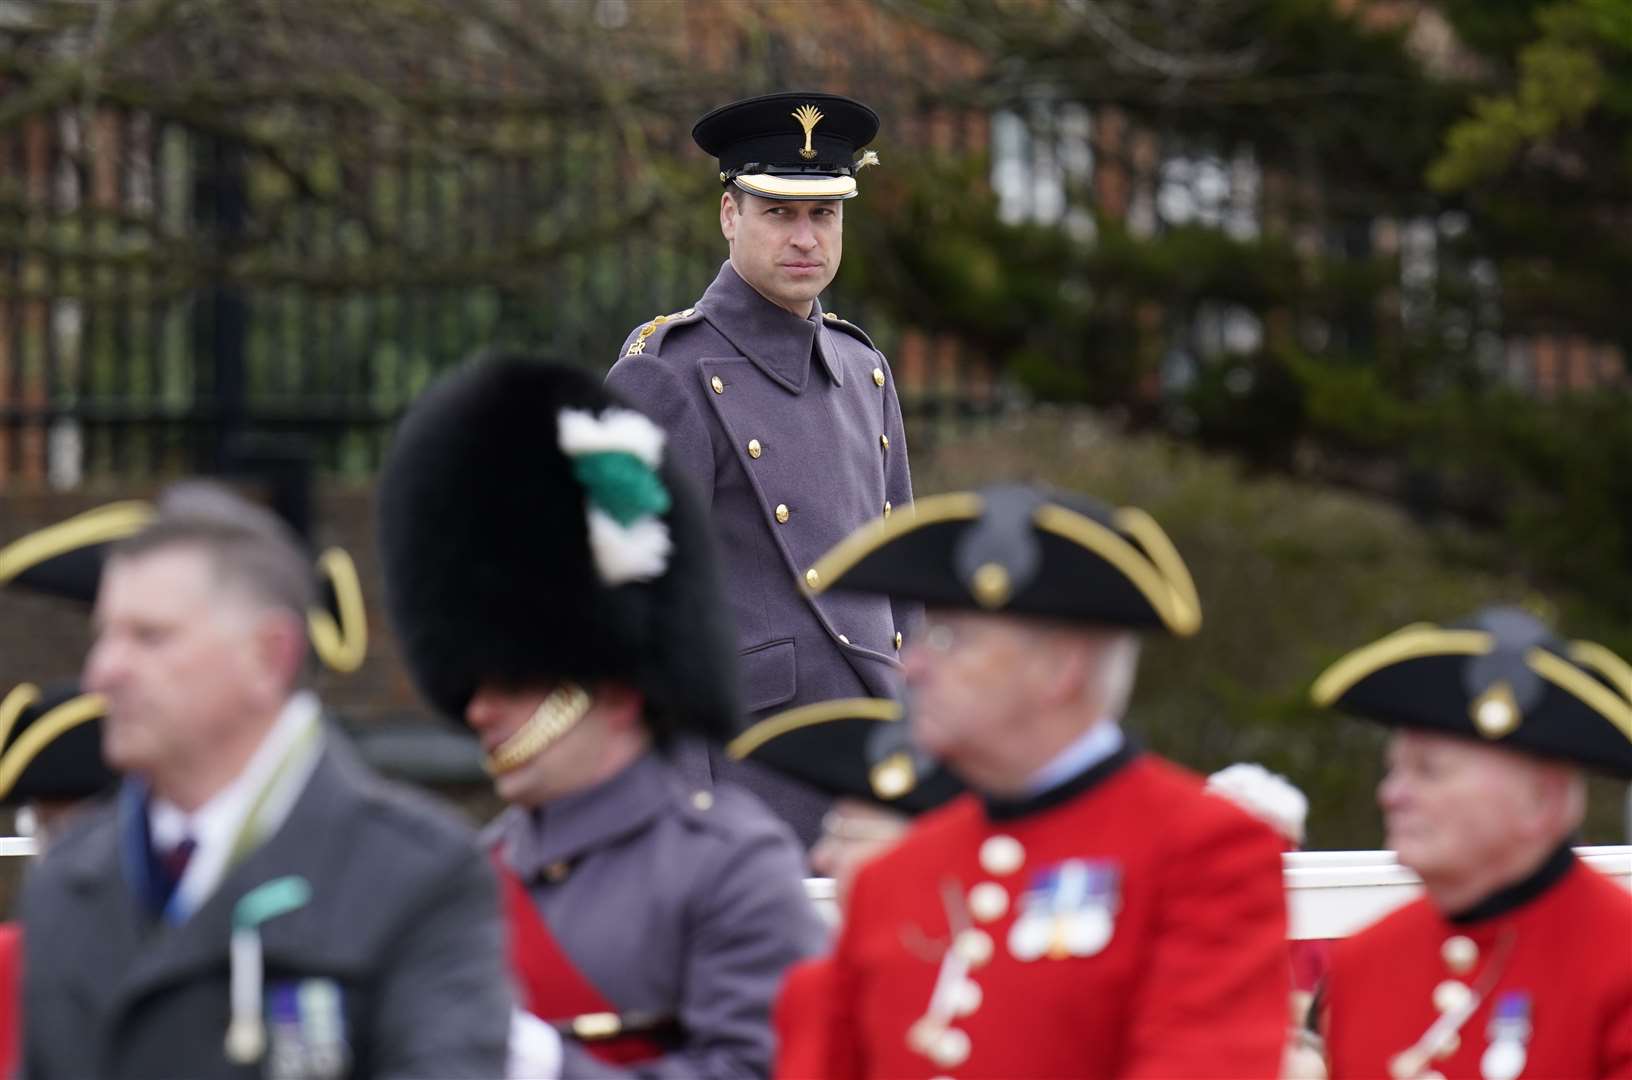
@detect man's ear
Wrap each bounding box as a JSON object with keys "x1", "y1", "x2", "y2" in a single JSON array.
[
  {"x1": 255, "y1": 608, "x2": 309, "y2": 693},
  {"x1": 720, "y1": 190, "x2": 737, "y2": 245}
]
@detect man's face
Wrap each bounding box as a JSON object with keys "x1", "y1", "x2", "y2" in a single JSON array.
[
  {"x1": 85, "y1": 547, "x2": 269, "y2": 779},
  {"x1": 901, "y1": 611, "x2": 1045, "y2": 788},
  {"x1": 1378, "y1": 730, "x2": 1551, "y2": 884},
  {"x1": 721, "y1": 191, "x2": 842, "y2": 316},
  {"x1": 465, "y1": 683, "x2": 610, "y2": 807}
]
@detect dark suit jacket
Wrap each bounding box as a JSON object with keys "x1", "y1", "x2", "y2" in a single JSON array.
[{"x1": 20, "y1": 729, "x2": 510, "y2": 1079}]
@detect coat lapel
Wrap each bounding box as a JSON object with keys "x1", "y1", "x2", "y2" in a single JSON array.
[{"x1": 106, "y1": 738, "x2": 356, "y2": 1021}]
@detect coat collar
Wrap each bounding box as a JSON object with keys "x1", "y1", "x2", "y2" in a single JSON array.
[
  {"x1": 495, "y1": 751, "x2": 676, "y2": 880},
  {"x1": 981, "y1": 739, "x2": 1143, "y2": 822},
  {"x1": 57, "y1": 732, "x2": 363, "y2": 1024},
  {"x1": 697, "y1": 261, "x2": 843, "y2": 393},
  {"x1": 1446, "y1": 839, "x2": 1577, "y2": 925}
]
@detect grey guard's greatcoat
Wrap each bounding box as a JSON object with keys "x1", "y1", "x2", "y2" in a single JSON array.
[
  {"x1": 486, "y1": 748, "x2": 827, "y2": 1079},
  {"x1": 21, "y1": 731, "x2": 510, "y2": 1080},
  {"x1": 606, "y1": 262, "x2": 917, "y2": 843}
]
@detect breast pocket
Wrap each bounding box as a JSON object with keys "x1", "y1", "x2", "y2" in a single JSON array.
[{"x1": 739, "y1": 638, "x2": 797, "y2": 713}]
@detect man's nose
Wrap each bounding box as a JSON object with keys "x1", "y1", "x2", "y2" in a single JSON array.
[
  {"x1": 82, "y1": 635, "x2": 124, "y2": 694},
  {"x1": 789, "y1": 216, "x2": 817, "y2": 248}
]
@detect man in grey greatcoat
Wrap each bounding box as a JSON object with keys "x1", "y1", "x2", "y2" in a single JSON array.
[
  {"x1": 606, "y1": 91, "x2": 916, "y2": 846},
  {"x1": 21, "y1": 483, "x2": 509, "y2": 1079},
  {"x1": 378, "y1": 357, "x2": 826, "y2": 1079}
]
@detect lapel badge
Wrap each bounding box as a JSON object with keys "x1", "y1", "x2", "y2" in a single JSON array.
[
  {"x1": 1007, "y1": 859, "x2": 1120, "y2": 962},
  {"x1": 1480, "y1": 991, "x2": 1532, "y2": 1080}
]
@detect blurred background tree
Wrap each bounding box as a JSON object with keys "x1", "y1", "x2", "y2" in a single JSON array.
[{"x1": 1, "y1": 0, "x2": 1627, "y2": 846}]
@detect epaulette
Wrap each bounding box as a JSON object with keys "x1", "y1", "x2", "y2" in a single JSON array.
[
  {"x1": 821, "y1": 310, "x2": 881, "y2": 352},
  {"x1": 623, "y1": 307, "x2": 701, "y2": 357}
]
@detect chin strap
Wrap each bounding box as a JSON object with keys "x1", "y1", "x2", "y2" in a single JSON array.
[{"x1": 486, "y1": 685, "x2": 593, "y2": 776}]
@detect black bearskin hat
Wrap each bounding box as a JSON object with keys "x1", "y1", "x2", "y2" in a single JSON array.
[{"x1": 378, "y1": 356, "x2": 740, "y2": 741}]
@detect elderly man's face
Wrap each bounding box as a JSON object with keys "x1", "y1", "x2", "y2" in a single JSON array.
[
  {"x1": 1378, "y1": 730, "x2": 1556, "y2": 885},
  {"x1": 85, "y1": 546, "x2": 276, "y2": 780},
  {"x1": 902, "y1": 611, "x2": 1052, "y2": 787}
]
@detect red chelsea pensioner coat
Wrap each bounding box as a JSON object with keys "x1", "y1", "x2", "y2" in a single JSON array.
[{"x1": 816, "y1": 746, "x2": 1291, "y2": 1079}]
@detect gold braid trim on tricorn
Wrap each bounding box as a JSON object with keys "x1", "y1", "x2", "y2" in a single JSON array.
[
  {"x1": 1309, "y1": 626, "x2": 1492, "y2": 708},
  {"x1": 0, "y1": 501, "x2": 155, "y2": 585},
  {"x1": 1569, "y1": 639, "x2": 1632, "y2": 705},
  {"x1": 1032, "y1": 504, "x2": 1202, "y2": 636},
  {"x1": 307, "y1": 547, "x2": 369, "y2": 674},
  {"x1": 726, "y1": 697, "x2": 902, "y2": 760},
  {"x1": 1528, "y1": 648, "x2": 1632, "y2": 741},
  {"x1": 485, "y1": 684, "x2": 592, "y2": 775},
  {"x1": 0, "y1": 685, "x2": 42, "y2": 758},
  {"x1": 0, "y1": 692, "x2": 106, "y2": 802},
  {"x1": 802, "y1": 493, "x2": 986, "y2": 595}
]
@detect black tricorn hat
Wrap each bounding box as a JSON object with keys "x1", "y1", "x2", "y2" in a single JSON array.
[
  {"x1": 694, "y1": 91, "x2": 880, "y2": 201},
  {"x1": 726, "y1": 697, "x2": 963, "y2": 817},
  {"x1": 804, "y1": 485, "x2": 1201, "y2": 635},
  {"x1": 1311, "y1": 606, "x2": 1632, "y2": 779},
  {"x1": 0, "y1": 498, "x2": 369, "y2": 674},
  {"x1": 0, "y1": 681, "x2": 115, "y2": 806},
  {"x1": 376, "y1": 356, "x2": 739, "y2": 740}
]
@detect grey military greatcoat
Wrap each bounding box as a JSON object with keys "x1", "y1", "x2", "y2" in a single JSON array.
[
  {"x1": 21, "y1": 730, "x2": 509, "y2": 1080},
  {"x1": 606, "y1": 262, "x2": 917, "y2": 842},
  {"x1": 488, "y1": 748, "x2": 827, "y2": 1079}
]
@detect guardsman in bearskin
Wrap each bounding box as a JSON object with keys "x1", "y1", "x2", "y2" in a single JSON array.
[
  {"x1": 605, "y1": 91, "x2": 914, "y2": 846},
  {"x1": 1311, "y1": 607, "x2": 1632, "y2": 1079},
  {"x1": 377, "y1": 355, "x2": 827, "y2": 1079},
  {"x1": 794, "y1": 485, "x2": 1291, "y2": 1078},
  {"x1": 727, "y1": 696, "x2": 964, "y2": 1079}
]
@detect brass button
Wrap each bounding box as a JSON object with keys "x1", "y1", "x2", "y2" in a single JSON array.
[
  {"x1": 873, "y1": 367, "x2": 886, "y2": 387},
  {"x1": 711, "y1": 375, "x2": 724, "y2": 394},
  {"x1": 775, "y1": 504, "x2": 790, "y2": 524},
  {"x1": 805, "y1": 568, "x2": 819, "y2": 589},
  {"x1": 838, "y1": 634, "x2": 850, "y2": 645},
  {"x1": 544, "y1": 861, "x2": 572, "y2": 883},
  {"x1": 894, "y1": 632, "x2": 903, "y2": 650},
  {"x1": 1441, "y1": 935, "x2": 1478, "y2": 974},
  {"x1": 823, "y1": 311, "x2": 839, "y2": 321},
  {"x1": 879, "y1": 433, "x2": 889, "y2": 451},
  {"x1": 979, "y1": 835, "x2": 1024, "y2": 876},
  {"x1": 747, "y1": 438, "x2": 762, "y2": 459},
  {"x1": 691, "y1": 790, "x2": 714, "y2": 811},
  {"x1": 883, "y1": 500, "x2": 892, "y2": 517},
  {"x1": 1432, "y1": 980, "x2": 1472, "y2": 1015},
  {"x1": 968, "y1": 882, "x2": 1008, "y2": 923},
  {"x1": 930, "y1": 1027, "x2": 971, "y2": 1068},
  {"x1": 953, "y1": 929, "x2": 993, "y2": 968}
]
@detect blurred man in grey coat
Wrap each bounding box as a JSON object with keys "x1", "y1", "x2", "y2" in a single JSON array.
[
  {"x1": 21, "y1": 483, "x2": 509, "y2": 1080},
  {"x1": 606, "y1": 92, "x2": 916, "y2": 845},
  {"x1": 378, "y1": 357, "x2": 827, "y2": 1079}
]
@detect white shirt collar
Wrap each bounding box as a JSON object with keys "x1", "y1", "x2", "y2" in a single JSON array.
[
  {"x1": 149, "y1": 690, "x2": 323, "y2": 913},
  {"x1": 1023, "y1": 721, "x2": 1124, "y2": 796}
]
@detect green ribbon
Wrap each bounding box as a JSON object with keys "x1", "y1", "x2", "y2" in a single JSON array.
[
  {"x1": 233, "y1": 875, "x2": 312, "y2": 930},
  {"x1": 572, "y1": 451, "x2": 671, "y2": 527}
]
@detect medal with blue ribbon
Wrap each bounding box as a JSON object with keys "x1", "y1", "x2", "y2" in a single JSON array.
[
  {"x1": 1481, "y1": 991, "x2": 1532, "y2": 1080},
  {"x1": 1007, "y1": 859, "x2": 1121, "y2": 962}
]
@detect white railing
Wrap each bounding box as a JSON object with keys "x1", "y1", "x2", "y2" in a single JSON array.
[
  {"x1": 3, "y1": 836, "x2": 1625, "y2": 939},
  {"x1": 801, "y1": 846, "x2": 1632, "y2": 936}
]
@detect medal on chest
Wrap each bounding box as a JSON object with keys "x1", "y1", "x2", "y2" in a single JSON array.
[
  {"x1": 1480, "y1": 991, "x2": 1532, "y2": 1080},
  {"x1": 1007, "y1": 859, "x2": 1121, "y2": 962}
]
